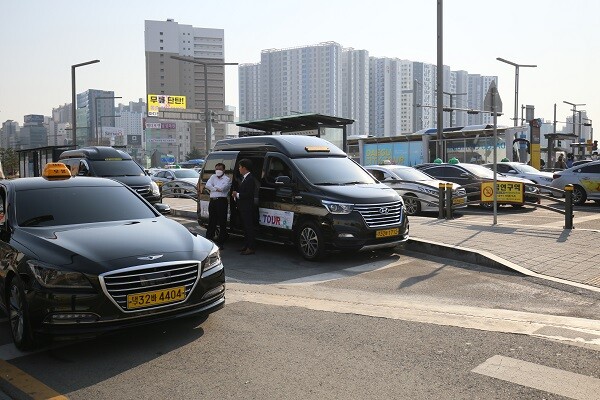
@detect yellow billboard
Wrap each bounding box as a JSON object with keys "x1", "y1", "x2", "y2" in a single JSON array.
[{"x1": 147, "y1": 94, "x2": 186, "y2": 116}]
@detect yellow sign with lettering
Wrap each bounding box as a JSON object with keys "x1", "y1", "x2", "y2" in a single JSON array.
[{"x1": 481, "y1": 181, "x2": 524, "y2": 204}]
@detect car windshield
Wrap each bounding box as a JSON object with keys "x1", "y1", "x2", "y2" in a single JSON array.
[
  {"x1": 89, "y1": 160, "x2": 144, "y2": 177},
  {"x1": 388, "y1": 167, "x2": 434, "y2": 181},
  {"x1": 16, "y1": 186, "x2": 157, "y2": 227},
  {"x1": 460, "y1": 164, "x2": 496, "y2": 179},
  {"x1": 515, "y1": 164, "x2": 542, "y2": 174},
  {"x1": 173, "y1": 169, "x2": 199, "y2": 179},
  {"x1": 293, "y1": 157, "x2": 377, "y2": 185}
]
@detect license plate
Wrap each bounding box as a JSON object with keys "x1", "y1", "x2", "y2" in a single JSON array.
[
  {"x1": 127, "y1": 286, "x2": 186, "y2": 310},
  {"x1": 453, "y1": 197, "x2": 466, "y2": 205},
  {"x1": 375, "y1": 228, "x2": 399, "y2": 238}
]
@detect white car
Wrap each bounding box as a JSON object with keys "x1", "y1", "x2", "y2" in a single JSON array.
[
  {"x1": 483, "y1": 162, "x2": 554, "y2": 193},
  {"x1": 365, "y1": 165, "x2": 467, "y2": 215},
  {"x1": 550, "y1": 160, "x2": 600, "y2": 205}
]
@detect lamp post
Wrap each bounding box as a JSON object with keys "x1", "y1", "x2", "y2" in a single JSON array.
[
  {"x1": 170, "y1": 56, "x2": 238, "y2": 152},
  {"x1": 94, "y1": 96, "x2": 121, "y2": 145},
  {"x1": 71, "y1": 60, "x2": 100, "y2": 147},
  {"x1": 496, "y1": 57, "x2": 537, "y2": 127},
  {"x1": 563, "y1": 101, "x2": 585, "y2": 142}
]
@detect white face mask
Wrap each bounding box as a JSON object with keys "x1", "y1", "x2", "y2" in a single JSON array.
[{"x1": 215, "y1": 170, "x2": 224, "y2": 177}]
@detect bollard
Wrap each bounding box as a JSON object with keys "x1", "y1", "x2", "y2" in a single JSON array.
[
  {"x1": 445, "y1": 183, "x2": 453, "y2": 219},
  {"x1": 564, "y1": 184, "x2": 574, "y2": 229},
  {"x1": 438, "y1": 183, "x2": 445, "y2": 219}
]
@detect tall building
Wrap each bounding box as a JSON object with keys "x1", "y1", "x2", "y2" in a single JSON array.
[
  {"x1": 1, "y1": 120, "x2": 20, "y2": 149},
  {"x1": 341, "y1": 49, "x2": 370, "y2": 136},
  {"x1": 19, "y1": 115, "x2": 47, "y2": 149},
  {"x1": 467, "y1": 75, "x2": 498, "y2": 126},
  {"x1": 76, "y1": 89, "x2": 116, "y2": 146},
  {"x1": 238, "y1": 63, "x2": 261, "y2": 122},
  {"x1": 145, "y1": 19, "x2": 227, "y2": 156}
]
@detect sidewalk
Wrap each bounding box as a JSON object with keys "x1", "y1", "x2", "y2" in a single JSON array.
[{"x1": 163, "y1": 198, "x2": 600, "y2": 293}]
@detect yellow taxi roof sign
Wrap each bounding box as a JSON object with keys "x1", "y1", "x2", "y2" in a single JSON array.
[{"x1": 43, "y1": 162, "x2": 72, "y2": 179}]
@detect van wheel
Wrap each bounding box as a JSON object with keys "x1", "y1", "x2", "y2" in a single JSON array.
[
  {"x1": 8, "y1": 275, "x2": 37, "y2": 351},
  {"x1": 296, "y1": 221, "x2": 325, "y2": 261},
  {"x1": 403, "y1": 194, "x2": 420, "y2": 216}
]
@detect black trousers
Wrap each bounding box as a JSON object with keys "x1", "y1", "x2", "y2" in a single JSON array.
[
  {"x1": 238, "y1": 206, "x2": 257, "y2": 250},
  {"x1": 206, "y1": 197, "x2": 229, "y2": 245}
]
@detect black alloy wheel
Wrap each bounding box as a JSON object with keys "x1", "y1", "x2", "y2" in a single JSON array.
[
  {"x1": 403, "y1": 194, "x2": 421, "y2": 216},
  {"x1": 572, "y1": 185, "x2": 587, "y2": 205},
  {"x1": 8, "y1": 275, "x2": 36, "y2": 351},
  {"x1": 296, "y1": 221, "x2": 325, "y2": 261}
]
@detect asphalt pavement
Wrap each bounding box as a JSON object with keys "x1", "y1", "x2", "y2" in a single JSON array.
[{"x1": 163, "y1": 197, "x2": 600, "y2": 293}]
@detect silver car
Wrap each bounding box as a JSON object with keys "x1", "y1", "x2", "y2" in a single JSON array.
[
  {"x1": 365, "y1": 165, "x2": 467, "y2": 215},
  {"x1": 550, "y1": 160, "x2": 600, "y2": 205}
]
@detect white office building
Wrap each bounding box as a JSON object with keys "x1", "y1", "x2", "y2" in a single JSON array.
[{"x1": 341, "y1": 48, "x2": 370, "y2": 136}]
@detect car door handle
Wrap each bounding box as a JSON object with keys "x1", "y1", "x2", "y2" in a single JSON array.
[{"x1": 293, "y1": 195, "x2": 303, "y2": 200}]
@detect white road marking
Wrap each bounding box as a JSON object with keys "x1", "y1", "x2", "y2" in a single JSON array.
[
  {"x1": 279, "y1": 258, "x2": 413, "y2": 284},
  {"x1": 227, "y1": 283, "x2": 600, "y2": 350},
  {"x1": 472, "y1": 355, "x2": 600, "y2": 399}
]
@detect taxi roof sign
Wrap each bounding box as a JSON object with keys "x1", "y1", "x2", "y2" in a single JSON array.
[
  {"x1": 304, "y1": 146, "x2": 330, "y2": 153},
  {"x1": 43, "y1": 162, "x2": 72, "y2": 179}
]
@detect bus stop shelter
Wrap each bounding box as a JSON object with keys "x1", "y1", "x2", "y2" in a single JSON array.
[{"x1": 236, "y1": 113, "x2": 354, "y2": 151}]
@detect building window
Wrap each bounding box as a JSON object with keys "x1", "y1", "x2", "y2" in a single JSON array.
[
  {"x1": 160, "y1": 47, "x2": 163, "y2": 50},
  {"x1": 160, "y1": 32, "x2": 163, "y2": 35},
  {"x1": 160, "y1": 39, "x2": 163, "y2": 43}
]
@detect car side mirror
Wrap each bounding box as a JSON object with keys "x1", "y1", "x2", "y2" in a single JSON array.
[{"x1": 153, "y1": 203, "x2": 171, "y2": 215}]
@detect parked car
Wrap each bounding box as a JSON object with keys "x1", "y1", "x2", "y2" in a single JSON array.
[
  {"x1": 482, "y1": 162, "x2": 554, "y2": 193},
  {"x1": 415, "y1": 162, "x2": 540, "y2": 208},
  {"x1": 364, "y1": 165, "x2": 467, "y2": 215},
  {"x1": 161, "y1": 179, "x2": 198, "y2": 199},
  {"x1": 550, "y1": 160, "x2": 600, "y2": 205},
  {"x1": 152, "y1": 168, "x2": 200, "y2": 191},
  {"x1": 0, "y1": 163, "x2": 224, "y2": 350}
]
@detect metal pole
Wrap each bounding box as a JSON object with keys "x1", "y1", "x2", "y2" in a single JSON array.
[
  {"x1": 71, "y1": 66, "x2": 76, "y2": 147},
  {"x1": 438, "y1": 183, "x2": 445, "y2": 219},
  {"x1": 564, "y1": 184, "x2": 573, "y2": 229},
  {"x1": 513, "y1": 66, "x2": 519, "y2": 127},
  {"x1": 436, "y1": 0, "x2": 444, "y2": 160},
  {"x1": 204, "y1": 63, "x2": 211, "y2": 152},
  {"x1": 493, "y1": 93, "x2": 498, "y2": 225}
]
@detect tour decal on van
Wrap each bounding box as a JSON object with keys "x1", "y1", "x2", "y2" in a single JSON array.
[{"x1": 259, "y1": 208, "x2": 294, "y2": 229}]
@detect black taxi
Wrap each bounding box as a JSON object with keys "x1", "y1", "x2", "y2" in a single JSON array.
[{"x1": 0, "y1": 163, "x2": 225, "y2": 350}]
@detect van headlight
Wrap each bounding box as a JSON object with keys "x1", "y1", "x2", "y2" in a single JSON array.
[
  {"x1": 28, "y1": 260, "x2": 93, "y2": 289},
  {"x1": 201, "y1": 246, "x2": 222, "y2": 274},
  {"x1": 322, "y1": 200, "x2": 354, "y2": 214},
  {"x1": 151, "y1": 181, "x2": 160, "y2": 196}
]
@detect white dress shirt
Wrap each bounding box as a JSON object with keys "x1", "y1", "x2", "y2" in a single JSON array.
[{"x1": 205, "y1": 173, "x2": 231, "y2": 198}]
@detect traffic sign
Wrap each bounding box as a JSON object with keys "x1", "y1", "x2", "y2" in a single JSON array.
[{"x1": 483, "y1": 81, "x2": 503, "y2": 113}]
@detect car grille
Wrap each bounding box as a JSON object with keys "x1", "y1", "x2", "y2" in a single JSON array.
[
  {"x1": 100, "y1": 262, "x2": 200, "y2": 311},
  {"x1": 354, "y1": 201, "x2": 403, "y2": 228},
  {"x1": 131, "y1": 184, "x2": 152, "y2": 197}
]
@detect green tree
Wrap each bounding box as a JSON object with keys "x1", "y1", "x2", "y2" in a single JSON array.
[
  {"x1": 186, "y1": 147, "x2": 204, "y2": 160},
  {"x1": 0, "y1": 147, "x2": 19, "y2": 178}
]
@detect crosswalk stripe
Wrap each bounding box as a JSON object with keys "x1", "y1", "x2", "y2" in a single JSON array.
[{"x1": 472, "y1": 355, "x2": 600, "y2": 399}]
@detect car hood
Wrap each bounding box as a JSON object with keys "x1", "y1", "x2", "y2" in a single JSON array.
[
  {"x1": 15, "y1": 218, "x2": 213, "y2": 274},
  {"x1": 317, "y1": 183, "x2": 400, "y2": 203},
  {"x1": 388, "y1": 179, "x2": 461, "y2": 191}
]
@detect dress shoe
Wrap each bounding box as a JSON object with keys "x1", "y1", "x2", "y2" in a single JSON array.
[{"x1": 240, "y1": 249, "x2": 255, "y2": 255}]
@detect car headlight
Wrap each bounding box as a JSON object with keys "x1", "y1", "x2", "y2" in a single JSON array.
[
  {"x1": 151, "y1": 181, "x2": 160, "y2": 196},
  {"x1": 27, "y1": 260, "x2": 93, "y2": 289},
  {"x1": 201, "y1": 246, "x2": 222, "y2": 274},
  {"x1": 322, "y1": 200, "x2": 354, "y2": 214}
]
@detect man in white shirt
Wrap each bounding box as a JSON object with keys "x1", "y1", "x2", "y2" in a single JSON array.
[{"x1": 204, "y1": 163, "x2": 231, "y2": 248}]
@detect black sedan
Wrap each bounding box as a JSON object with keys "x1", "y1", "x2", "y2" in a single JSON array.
[{"x1": 0, "y1": 163, "x2": 224, "y2": 350}]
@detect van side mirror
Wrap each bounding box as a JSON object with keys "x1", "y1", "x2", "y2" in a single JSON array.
[{"x1": 153, "y1": 203, "x2": 171, "y2": 215}]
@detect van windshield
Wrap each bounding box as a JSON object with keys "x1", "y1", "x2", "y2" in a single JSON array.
[
  {"x1": 293, "y1": 157, "x2": 377, "y2": 185},
  {"x1": 88, "y1": 160, "x2": 144, "y2": 177}
]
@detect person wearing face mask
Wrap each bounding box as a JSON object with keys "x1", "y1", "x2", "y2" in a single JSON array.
[
  {"x1": 592, "y1": 152, "x2": 599, "y2": 161},
  {"x1": 204, "y1": 163, "x2": 231, "y2": 248}
]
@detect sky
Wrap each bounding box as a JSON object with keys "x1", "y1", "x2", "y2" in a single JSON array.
[{"x1": 1, "y1": 0, "x2": 598, "y2": 130}]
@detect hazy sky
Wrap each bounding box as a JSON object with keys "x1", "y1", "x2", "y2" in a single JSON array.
[{"x1": 1, "y1": 0, "x2": 598, "y2": 130}]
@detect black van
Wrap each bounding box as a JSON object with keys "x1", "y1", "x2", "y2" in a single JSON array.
[
  {"x1": 198, "y1": 135, "x2": 409, "y2": 260},
  {"x1": 59, "y1": 146, "x2": 162, "y2": 205}
]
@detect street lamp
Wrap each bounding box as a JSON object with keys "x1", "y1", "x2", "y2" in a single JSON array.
[
  {"x1": 170, "y1": 56, "x2": 238, "y2": 152},
  {"x1": 71, "y1": 60, "x2": 100, "y2": 147},
  {"x1": 496, "y1": 57, "x2": 537, "y2": 127},
  {"x1": 94, "y1": 96, "x2": 122, "y2": 145},
  {"x1": 563, "y1": 100, "x2": 585, "y2": 141}
]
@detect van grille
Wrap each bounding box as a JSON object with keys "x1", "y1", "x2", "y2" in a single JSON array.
[
  {"x1": 99, "y1": 262, "x2": 200, "y2": 311},
  {"x1": 354, "y1": 201, "x2": 403, "y2": 228},
  {"x1": 131, "y1": 184, "x2": 151, "y2": 196}
]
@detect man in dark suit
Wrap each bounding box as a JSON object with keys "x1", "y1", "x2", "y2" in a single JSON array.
[{"x1": 231, "y1": 158, "x2": 257, "y2": 255}]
